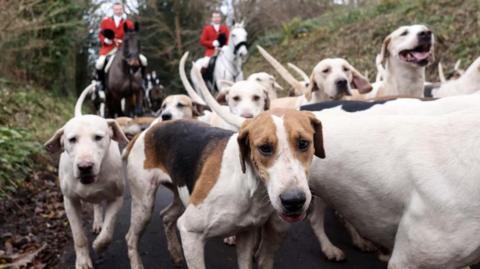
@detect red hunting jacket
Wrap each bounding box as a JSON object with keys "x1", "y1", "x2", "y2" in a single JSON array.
[
  {"x1": 200, "y1": 24, "x2": 230, "y2": 57},
  {"x1": 98, "y1": 16, "x2": 134, "y2": 55}
]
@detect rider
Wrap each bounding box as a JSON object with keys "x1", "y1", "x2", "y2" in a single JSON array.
[
  {"x1": 95, "y1": 2, "x2": 147, "y2": 93},
  {"x1": 200, "y1": 11, "x2": 230, "y2": 57}
]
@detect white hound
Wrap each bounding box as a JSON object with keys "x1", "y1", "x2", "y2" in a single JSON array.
[
  {"x1": 371, "y1": 24, "x2": 435, "y2": 97},
  {"x1": 45, "y1": 85, "x2": 128, "y2": 269}
]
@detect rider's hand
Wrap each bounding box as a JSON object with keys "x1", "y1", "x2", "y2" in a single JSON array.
[
  {"x1": 104, "y1": 38, "x2": 113, "y2": 45},
  {"x1": 212, "y1": 40, "x2": 220, "y2": 48}
]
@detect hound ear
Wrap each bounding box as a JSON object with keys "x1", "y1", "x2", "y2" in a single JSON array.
[
  {"x1": 107, "y1": 119, "x2": 129, "y2": 148},
  {"x1": 215, "y1": 87, "x2": 230, "y2": 105},
  {"x1": 305, "y1": 112, "x2": 325, "y2": 159},
  {"x1": 305, "y1": 73, "x2": 319, "y2": 101},
  {"x1": 237, "y1": 120, "x2": 252, "y2": 173},
  {"x1": 192, "y1": 102, "x2": 207, "y2": 117},
  {"x1": 263, "y1": 90, "x2": 270, "y2": 110},
  {"x1": 347, "y1": 63, "x2": 372, "y2": 94},
  {"x1": 379, "y1": 36, "x2": 391, "y2": 65},
  {"x1": 44, "y1": 127, "x2": 65, "y2": 154}
]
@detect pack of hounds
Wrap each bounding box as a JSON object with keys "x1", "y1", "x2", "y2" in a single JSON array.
[{"x1": 45, "y1": 23, "x2": 480, "y2": 269}]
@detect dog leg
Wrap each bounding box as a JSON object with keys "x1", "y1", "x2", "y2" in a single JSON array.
[
  {"x1": 93, "y1": 195, "x2": 123, "y2": 253},
  {"x1": 126, "y1": 186, "x2": 157, "y2": 269},
  {"x1": 236, "y1": 229, "x2": 258, "y2": 269},
  {"x1": 92, "y1": 203, "x2": 103, "y2": 234},
  {"x1": 64, "y1": 197, "x2": 93, "y2": 269},
  {"x1": 308, "y1": 197, "x2": 345, "y2": 261},
  {"x1": 255, "y1": 214, "x2": 289, "y2": 269},
  {"x1": 344, "y1": 220, "x2": 377, "y2": 252},
  {"x1": 160, "y1": 192, "x2": 184, "y2": 266},
  {"x1": 177, "y1": 214, "x2": 206, "y2": 269}
]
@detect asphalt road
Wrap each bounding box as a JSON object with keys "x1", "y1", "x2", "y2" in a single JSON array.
[{"x1": 56, "y1": 186, "x2": 480, "y2": 269}]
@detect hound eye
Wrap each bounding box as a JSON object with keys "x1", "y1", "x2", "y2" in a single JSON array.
[
  {"x1": 233, "y1": 96, "x2": 240, "y2": 102},
  {"x1": 297, "y1": 139, "x2": 310, "y2": 151},
  {"x1": 322, "y1": 68, "x2": 330, "y2": 74},
  {"x1": 256, "y1": 77, "x2": 262, "y2": 81},
  {"x1": 94, "y1": 135, "x2": 103, "y2": 141},
  {"x1": 252, "y1": 95, "x2": 260, "y2": 101},
  {"x1": 177, "y1": 103, "x2": 185, "y2": 108},
  {"x1": 258, "y1": 144, "x2": 273, "y2": 156},
  {"x1": 68, "y1": 137, "x2": 77, "y2": 144},
  {"x1": 343, "y1": 66, "x2": 349, "y2": 72},
  {"x1": 161, "y1": 104, "x2": 166, "y2": 109},
  {"x1": 400, "y1": 30, "x2": 408, "y2": 36}
]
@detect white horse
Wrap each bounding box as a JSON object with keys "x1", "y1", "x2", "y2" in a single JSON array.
[{"x1": 190, "y1": 21, "x2": 248, "y2": 97}]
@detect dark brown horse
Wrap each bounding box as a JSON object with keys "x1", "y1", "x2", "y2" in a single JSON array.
[{"x1": 106, "y1": 22, "x2": 144, "y2": 117}]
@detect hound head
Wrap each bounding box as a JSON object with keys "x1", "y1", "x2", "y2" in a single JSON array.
[
  {"x1": 307, "y1": 58, "x2": 372, "y2": 101},
  {"x1": 156, "y1": 94, "x2": 204, "y2": 121},
  {"x1": 237, "y1": 109, "x2": 325, "y2": 223},
  {"x1": 44, "y1": 115, "x2": 128, "y2": 185},
  {"x1": 248, "y1": 72, "x2": 282, "y2": 100},
  {"x1": 380, "y1": 24, "x2": 434, "y2": 67},
  {"x1": 216, "y1": 80, "x2": 270, "y2": 119}
]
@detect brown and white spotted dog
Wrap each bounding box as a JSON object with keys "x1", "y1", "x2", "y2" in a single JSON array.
[
  {"x1": 115, "y1": 116, "x2": 155, "y2": 140},
  {"x1": 124, "y1": 109, "x2": 325, "y2": 269},
  {"x1": 155, "y1": 94, "x2": 205, "y2": 121}
]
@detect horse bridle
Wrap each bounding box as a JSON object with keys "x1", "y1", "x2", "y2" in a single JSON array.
[{"x1": 234, "y1": 41, "x2": 248, "y2": 55}]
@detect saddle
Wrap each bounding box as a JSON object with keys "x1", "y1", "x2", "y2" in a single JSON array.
[{"x1": 201, "y1": 55, "x2": 218, "y2": 93}]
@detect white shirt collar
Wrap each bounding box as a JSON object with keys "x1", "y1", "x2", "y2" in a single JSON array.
[
  {"x1": 212, "y1": 23, "x2": 220, "y2": 32},
  {"x1": 113, "y1": 15, "x2": 123, "y2": 27}
]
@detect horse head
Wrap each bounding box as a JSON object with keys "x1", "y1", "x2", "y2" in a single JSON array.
[
  {"x1": 122, "y1": 22, "x2": 141, "y2": 72},
  {"x1": 230, "y1": 21, "x2": 248, "y2": 61}
]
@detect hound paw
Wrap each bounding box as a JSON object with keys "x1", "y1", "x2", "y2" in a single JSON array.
[
  {"x1": 75, "y1": 255, "x2": 93, "y2": 269},
  {"x1": 322, "y1": 245, "x2": 345, "y2": 261},
  {"x1": 353, "y1": 237, "x2": 377, "y2": 252},
  {"x1": 223, "y1": 236, "x2": 236, "y2": 246},
  {"x1": 93, "y1": 236, "x2": 111, "y2": 254}
]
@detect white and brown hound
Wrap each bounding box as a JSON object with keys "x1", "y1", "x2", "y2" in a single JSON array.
[{"x1": 123, "y1": 106, "x2": 325, "y2": 269}]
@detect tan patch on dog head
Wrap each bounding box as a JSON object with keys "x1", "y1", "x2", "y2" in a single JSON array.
[
  {"x1": 132, "y1": 117, "x2": 155, "y2": 126},
  {"x1": 115, "y1": 117, "x2": 132, "y2": 129},
  {"x1": 282, "y1": 110, "x2": 325, "y2": 164},
  {"x1": 238, "y1": 111, "x2": 278, "y2": 179},
  {"x1": 189, "y1": 138, "x2": 229, "y2": 205}
]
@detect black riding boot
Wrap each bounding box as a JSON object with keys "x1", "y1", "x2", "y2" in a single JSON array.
[{"x1": 95, "y1": 68, "x2": 106, "y2": 94}]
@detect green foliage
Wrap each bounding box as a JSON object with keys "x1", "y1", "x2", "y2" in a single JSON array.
[
  {"x1": 0, "y1": 83, "x2": 74, "y2": 198},
  {"x1": 246, "y1": 0, "x2": 480, "y2": 85},
  {"x1": 137, "y1": 0, "x2": 207, "y2": 94},
  {"x1": 0, "y1": 127, "x2": 41, "y2": 198},
  {"x1": 0, "y1": 0, "x2": 90, "y2": 95}
]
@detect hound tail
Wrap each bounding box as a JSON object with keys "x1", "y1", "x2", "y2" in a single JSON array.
[
  {"x1": 438, "y1": 62, "x2": 446, "y2": 83},
  {"x1": 74, "y1": 82, "x2": 95, "y2": 117},
  {"x1": 287, "y1": 62, "x2": 309, "y2": 82},
  {"x1": 191, "y1": 65, "x2": 245, "y2": 129},
  {"x1": 179, "y1": 52, "x2": 207, "y2": 106},
  {"x1": 257, "y1": 45, "x2": 304, "y2": 94}
]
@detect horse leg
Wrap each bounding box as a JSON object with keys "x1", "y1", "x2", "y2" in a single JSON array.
[{"x1": 135, "y1": 89, "x2": 144, "y2": 116}]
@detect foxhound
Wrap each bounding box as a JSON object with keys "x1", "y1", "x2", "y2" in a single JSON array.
[
  {"x1": 180, "y1": 52, "x2": 270, "y2": 131},
  {"x1": 370, "y1": 24, "x2": 434, "y2": 97},
  {"x1": 124, "y1": 107, "x2": 324, "y2": 269},
  {"x1": 257, "y1": 46, "x2": 372, "y2": 109},
  {"x1": 307, "y1": 108, "x2": 480, "y2": 268},
  {"x1": 45, "y1": 86, "x2": 128, "y2": 269}
]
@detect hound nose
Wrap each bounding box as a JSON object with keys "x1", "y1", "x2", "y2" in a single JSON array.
[
  {"x1": 77, "y1": 161, "x2": 94, "y2": 173},
  {"x1": 418, "y1": 30, "x2": 432, "y2": 40},
  {"x1": 280, "y1": 190, "x2": 306, "y2": 213},
  {"x1": 241, "y1": 112, "x2": 254, "y2": 118},
  {"x1": 162, "y1": 113, "x2": 172, "y2": 121},
  {"x1": 335, "y1": 79, "x2": 349, "y2": 91}
]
